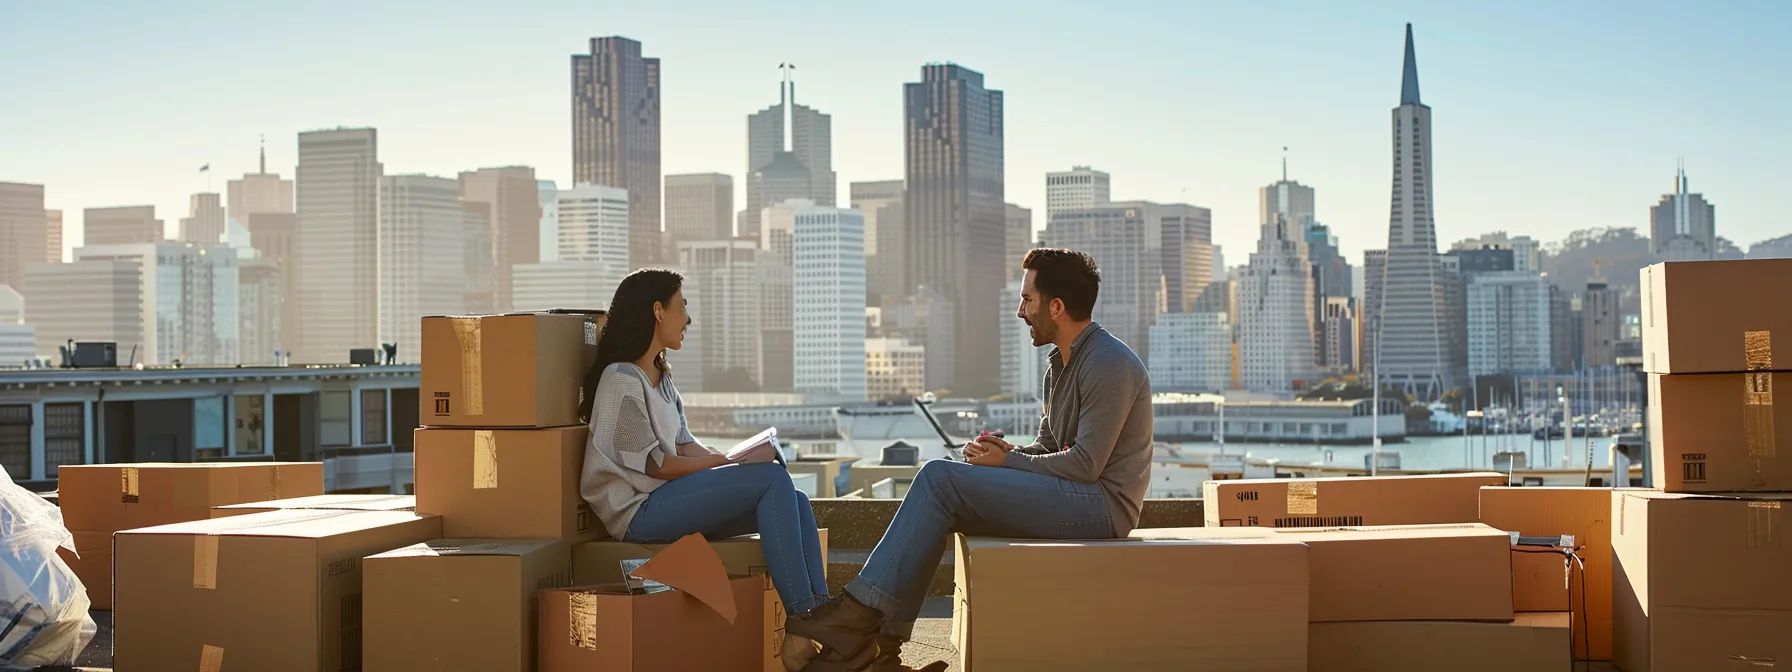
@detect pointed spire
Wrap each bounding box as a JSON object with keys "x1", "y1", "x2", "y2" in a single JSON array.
[
  {"x1": 1400, "y1": 23, "x2": 1422, "y2": 106},
  {"x1": 258, "y1": 134, "x2": 266, "y2": 174}
]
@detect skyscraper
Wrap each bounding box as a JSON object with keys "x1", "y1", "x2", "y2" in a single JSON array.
[
  {"x1": 227, "y1": 141, "x2": 294, "y2": 227},
  {"x1": 379, "y1": 175, "x2": 468, "y2": 362},
  {"x1": 850, "y1": 180, "x2": 904, "y2": 302},
  {"x1": 792, "y1": 204, "x2": 866, "y2": 401},
  {"x1": 0, "y1": 183, "x2": 49, "y2": 289},
  {"x1": 294, "y1": 127, "x2": 381, "y2": 363},
  {"x1": 1042, "y1": 203, "x2": 1163, "y2": 362},
  {"x1": 1650, "y1": 164, "x2": 1717, "y2": 262},
  {"x1": 1374, "y1": 24, "x2": 1456, "y2": 399},
  {"x1": 512, "y1": 184, "x2": 630, "y2": 313},
  {"x1": 1157, "y1": 204, "x2": 1213, "y2": 314},
  {"x1": 74, "y1": 242, "x2": 239, "y2": 366},
  {"x1": 179, "y1": 192, "x2": 227, "y2": 244},
  {"x1": 1004, "y1": 203, "x2": 1032, "y2": 282},
  {"x1": 1466, "y1": 271, "x2": 1552, "y2": 378},
  {"x1": 678, "y1": 240, "x2": 763, "y2": 391},
  {"x1": 24, "y1": 259, "x2": 143, "y2": 363},
  {"x1": 1239, "y1": 177, "x2": 1319, "y2": 395},
  {"x1": 664, "y1": 173, "x2": 734, "y2": 250},
  {"x1": 572, "y1": 37, "x2": 661, "y2": 270},
  {"x1": 45, "y1": 210, "x2": 61, "y2": 264},
  {"x1": 247, "y1": 212, "x2": 296, "y2": 355},
  {"x1": 459, "y1": 166, "x2": 542, "y2": 312},
  {"x1": 905, "y1": 64, "x2": 1004, "y2": 396},
  {"x1": 84, "y1": 206, "x2": 162, "y2": 245},
  {"x1": 742, "y1": 70, "x2": 835, "y2": 238},
  {"x1": 1046, "y1": 166, "x2": 1110, "y2": 221}
]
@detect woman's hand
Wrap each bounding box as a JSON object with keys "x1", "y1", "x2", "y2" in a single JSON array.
[{"x1": 655, "y1": 452, "x2": 731, "y2": 479}]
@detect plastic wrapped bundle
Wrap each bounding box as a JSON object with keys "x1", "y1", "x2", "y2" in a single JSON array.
[{"x1": 0, "y1": 466, "x2": 95, "y2": 668}]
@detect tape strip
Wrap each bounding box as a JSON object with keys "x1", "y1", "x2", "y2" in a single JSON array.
[
  {"x1": 122, "y1": 467, "x2": 140, "y2": 504},
  {"x1": 1746, "y1": 501, "x2": 1778, "y2": 551},
  {"x1": 1745, "y1": 331, "x2": 1773, "y2": 371},
  {"x1": 569, "y1": 591, "x2": 599, "y2": 650},
  {"x1": 269, "y1": 467, "x2": 282, "y2": 499},
  {"x1": 194, "y1": 535, "x2": 219, "y2": 590},
  {"x1": 452, "y1": 317, "x2": 485, "y2": 416},
  {"x1": 198, "y1": 644, "x2": 224, "y2": 672},
  {"x1": 1286, "y1": 482, "x2": 1319, "y2": 516},
  {"x1": 1744, "y1": 332, "x2": 1777, "y2": 488},
  {"x1": 473, "y1": 430, "x2": 499, "y2": 490}
]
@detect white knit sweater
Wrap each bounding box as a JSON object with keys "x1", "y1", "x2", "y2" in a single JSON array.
[{"x1": 579, "y1": 362, "x2": 698, "y2": 539}]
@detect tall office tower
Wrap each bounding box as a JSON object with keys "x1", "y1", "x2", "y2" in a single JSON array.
[
  {"x1": 1466, "y1": 271, "x2": 1552, "y2": 378},
  {"x1": 512, "y1": 184, "x2": 630, "y2": 313},
  {"x1": 459, "y1": 166, "x2": 542, "y2": 312},
  {"x1": 45, "y1": 210, "x2": 61, "y2": 263},
  {"x1": 664, "y1": 173, "x2": 734, "y2": 253},
  {"x1": 1239, "y1": 179, "x2": 1319, "y2": 395},
  {"x1": 0, "y1": 183, "x2": 49, "y2": 289},
  {"x1": 180, "y1": 192, "x2": 227, "y2": 244},
  {"x1": 1362, "y1": 248, "x2": 1387, "y2": 378},
  {"x1": 742, "y1": 69, "x2": 835, "y2": 241},
  {"x1": 1156, "y1": 204, "x2": 1213, "y2": 313},
  {"x1": 247, "y1": 212, "x2": 296, "y2": 355},
  {"x1": 1320, "y1": 296, "x2": 1359, "y2": 374},
  {"x1": 905, "y1": 64, "x2": 1004, "y2": 396},
  {"x1": 1004, "y1": 203, "x2": 1032, "y2": 282},
  {"x1": 1045, "y1": 166, "x2": 1110, "y2": 221},
  {"x1": 1375, "y1": 24, "x2": 1456, "y2": 399},
  {"x1": 294, "y1": 127, "x2": 381, "y2": 363},
  {"x1": 73, "y1": 242, "x2": 239, "y2": 365},
  {"x1": 538, "y1": 180, "x2": 560, "y2": 262},
  {"x1": 379, "y1": 175, "x2": 468, "y2": 362},
  {"x1": 228, "y1": 140, "x2": 295, "y2": 226},
  {"x1": 1148, "y1": 312, "x2": 1232, "y2": 392},
  {"x1": 24, "y1": 259, "x2": 143, "y2": 362},
  {"x1": 84, "y1": 205, "x2": 162, "y2": 245},
  {"x1": 1581, "y1": 279, "x2": 1619, "y2": 368},
  {"x1": 754, "y1": 200, "x2": 802, "y2": 392},
  {"x1": 678, "y1": 240, "x2": 763, "y2": 391},
  {"x1": 1451, "y1": 232, "x2": 1540, "y2": 273},
  {"x1": 850, "y1": 180, "x2": 904, "y2": 302},
  {"x1": 1549, "y1": 285, "x2": 1579, "y2": 371},
  {"x1": 1650, "y1": 164, "x2": 1717, "y2": 262},
  {"x1": 1042, "y1": 203, "x2": 1164, "y2": 363},
  {"x1": 792, "y1": 205, "x2": 866, "y2": 401},
  {"x1": 572, "y1": 37, "x2": 661, "y2": 269},
  {"x1": 1307, "y1": 222, "x2": 1353, "y2": 305},
  {"x1": 1000, "y1": 278, "x2": 1049, "y2": 400},
  {"x1": 238, "y1": 256, "x2": 281, "y2": 365}
]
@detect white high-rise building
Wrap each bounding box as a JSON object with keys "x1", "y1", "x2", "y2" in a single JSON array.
[
  {"x1": 1239, "y1": 177, "x2": 1320, "y2": 395},
  {"x1": 792, "y1": 204, "x2": 866, "y2": 401},
  {"x1": 379, "y1": 175, "x2": 467, "y2": 363},
  {"x1": 1000, "y1": 278, "x2": 1048, "y2": 401},
  {"x1": 73, "y1": 242, "x2": 239, "y2": 365},
  {"x1": 1650, "y1": 164, "x2": 1718, "y2": 262},
  {"x1": 295, "y1": 127, "x2": 381, "y2": 364},
  {"x1": 678, "y1": 240, "x2": 762, "y2": 392},
  {"x1": 510, "y1": 184, "x2": 629, "y2": 313},
  {"x1": 1148, "y1": 312, "x2": 1231, "y2": 392},
  {"x1": 1046, "y1": 166, "x2": 1111, "y2": 221},
  {"x1": 537, "y1": 180, "x2": 559, "y2": 262},
  {"x1": 1466, "y1": 271, "x2": 1553, "y2": 378},
  {"x1": 867, "y1": 337, "x2": 926, "y2": 401}
]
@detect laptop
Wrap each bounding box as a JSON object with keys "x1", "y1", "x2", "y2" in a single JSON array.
[{"x1": 913, "y1": 398, "x2": 977, "y2": 462}]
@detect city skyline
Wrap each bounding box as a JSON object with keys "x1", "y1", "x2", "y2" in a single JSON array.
[{"x1": 5, "y1": 2, "x2": 1787, "y2": 267}]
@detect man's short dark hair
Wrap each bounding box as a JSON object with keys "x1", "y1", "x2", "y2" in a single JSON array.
[{"x1": 1022, "y1": 248, "x2": 1101, "y2": 321}]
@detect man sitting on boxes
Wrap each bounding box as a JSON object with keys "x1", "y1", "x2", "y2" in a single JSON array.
[{"x1": 789, "y1": 248, "x2": 1156, "y2": 672}]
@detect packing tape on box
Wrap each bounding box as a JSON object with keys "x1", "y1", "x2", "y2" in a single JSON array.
[
  {"x1": 473, "y1": 430, "x2": 499, "y2": 489},
  {"x1": 1745, "y1": 331, "x2": 1777, "y2": 489},
  {"x1": 1286, "y1": 481, "x2": 1319, "y2": 515},
  {"x1": 121, "y1": 466, "x2": 140, "y2": 504},
  {"x1": 1747, "y1": 501, "x2": 1779, "y2": 550},
  {"x1": 569, "y1": 591, "x2": 599, "y2": 650},
  {"x1": 269, "y1": 466, "x2": 283, "y2": 498},
  {"x1": 194, "y1": 535, "x2": 219, "y2": 589},
  {"x1": 452, "y1": 317, "x2": 486, "y2": 416},
  {"x1": 198, "y1": 644, "x2": 225, "y2": 672}
]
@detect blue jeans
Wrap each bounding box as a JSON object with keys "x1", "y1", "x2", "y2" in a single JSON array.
[
  {"x1": 844, "y1": 460, "x2": 1113, "y2": 637},
  {"x1": 623, "y1": 462, "x2": 829, "y2": 615}
]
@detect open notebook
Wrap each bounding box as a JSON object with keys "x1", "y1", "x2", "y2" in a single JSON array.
[{"x1": 725, "y1": 427, "x2": 783, "y2": 465}]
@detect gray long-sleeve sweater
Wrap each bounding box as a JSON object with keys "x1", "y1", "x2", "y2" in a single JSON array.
[{"x1": 1001, "y1": 322, "x2": 1154, "y2": 537}]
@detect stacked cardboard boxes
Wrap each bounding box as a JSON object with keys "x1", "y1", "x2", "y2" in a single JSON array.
[
  {"x1": 362, "y1": 311, "x2": 604, "y2": 671},
  {"x1": 56, "y1": 461, "x2": 323, "y2": 608},
  {"x1": 1479, "y1": 486, "x2": 1615, "y2": 660},
  {"x1": 1613, "y1": 259, "x2": 1792, "y2": 670}
]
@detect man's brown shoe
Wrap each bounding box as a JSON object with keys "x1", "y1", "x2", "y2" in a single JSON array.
[
  {"x1": 867, "y1": 635, "x2": 949, "y2": 672},
  {"x1": 787, "y1": 594, "x2": 881, "y2": 669}
]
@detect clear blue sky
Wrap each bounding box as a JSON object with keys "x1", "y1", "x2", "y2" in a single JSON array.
[{"x1": 2, "y1": 0, "x2": 1788, "y2": 264}]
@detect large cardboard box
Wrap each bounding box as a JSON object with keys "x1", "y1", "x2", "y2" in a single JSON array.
[
  {"x1": 1274, "y1": 524, "x2": 1513, "y2": 622},
  {"x1": 420, "y1": 311, "x2": 605, "y2": 428},
  {"x1": 1649, "y1": 372, "x2": 1792, "y2": 493},
  {"x1": 952, "y1": 533, "x2": 1309, "y2": 671},
  {"x1": 540, "y1": 535, "x2": 777, "y2": 672},
  {"x1": 414, "y1": 426, "x2": 601, "y2": 540},
  {"x1": 1479, "y1": 486, "x2": 1615, "y2": 660},
  {"x1": 113, "y1": 509, "x2": 441, "y2": 672},
  {"x1": 1204, "y1": 473, "x2": 1506, "y2": 528},
  {"x1": 1308, "y1": 613, "x2": 1571, "y2": 672},
  {"x1": 212, "y1": 493, "x2": 416, "y2": 518},
  {"x1": 1613, "y1": 491, "x2": 1792, "y2": 672},
  {"x1": 364, "y1": 538, "x2": 573, "y2": 672},
  {"x1": 1640, "y1": 259, "x2": 1792, "y2": 374},
  {"x1": 55, "y1": 461, "x2": 323, "y2": 609}
]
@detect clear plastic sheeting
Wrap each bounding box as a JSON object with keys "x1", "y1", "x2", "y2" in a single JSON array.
[{"x1": 0, "y1": 466, "x2": 95, "y2": 669}]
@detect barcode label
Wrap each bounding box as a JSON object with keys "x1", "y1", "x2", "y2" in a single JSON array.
[{"x1": 1274, "y1": 515, "x2": 1364, "y2": 528}]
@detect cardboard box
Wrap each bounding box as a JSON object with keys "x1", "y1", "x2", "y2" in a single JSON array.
[
  {"x1": 414, "y1": 426, "x2": 601, "y2": 540},
  {"x1": 1204, "y1": 473, "x2": 1506, "y2": 528},
  {"x1": 1640, "y1": 259, "x2": 1792, "y2": 374},
  {"x1": 951, "y1": 534, "x2": 1309, "y2": 671},
  {"x1": 113, "y1": 509, "x2": 441, "y2": 672},
  {"x1": 571, "y1": 530, "x2": 828, "y2": 586},
  {"x1": 211, "y1": 493, "x2": 416, "y2": 518},
  {"x1": 1613, "y1": 491, "x2": 1792, "y2": 672},
  {"x1": 1649, "y1": 372, "x2": 1792, "y2": 492},
  {"x1": 420, "y1": 311, "x2": 605, "y2": 428},
  {"x1": 1273, "y1": 524, "x2": 1513, "y2": 623},
  {"x1": 1479, "y1": 486, "x2": 1615, "y2": 659},
  {"x1": 540, "y1": 534, "x2": 776, "y2": 672},
  {"x1": 1308, "y1": 612, "x2": 1571, "y2": 672},
  {"x1": 55, "y1": 461, "x2": 323, "y2": 609},
  {"x1": 364, "y1": 538, "x2": 573, "y2": 672}
]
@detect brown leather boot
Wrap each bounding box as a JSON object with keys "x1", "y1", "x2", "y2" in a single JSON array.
[{"x1": 788, "y1": 594, "x2": 881, "y2": 670}]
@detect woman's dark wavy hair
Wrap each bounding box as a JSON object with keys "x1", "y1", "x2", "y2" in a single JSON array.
[{"x1": 578, "y1": 268, "x2": 683, "y2": 423}]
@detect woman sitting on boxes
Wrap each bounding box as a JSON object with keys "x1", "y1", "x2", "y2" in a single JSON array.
[{"x1": 579, "y1": 267, "x2": 834, "y2": 671}]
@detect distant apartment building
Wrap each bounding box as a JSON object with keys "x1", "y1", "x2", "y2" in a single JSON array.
[
  {"x1": 1148, "y1": 312, "x2": 1231, "y2": 392},
  {"x1": 1466, "y1": 271, "x2": 1553, "y2": 378},
  {"x1": 1319, "y1": 296, "x2": 1359, "y2": 374},
  {"x1": 1045, "y1": 166, "x2": 1110, "y2": 221},
  {"x1": 678, "y1": 240, "x2": 763, "y2": 391},
  {"x1": 294, "y1": 127, "x2": 381, "y2": 364},
  {"x1": 73, "y1": 242, "x2": 239, "y2": 366},
  {"x1": 511, "y1": 184, "x2": 630, "y2": 312},
  {"x1": 867, "y1": 337, "x2": 926, "y2": 401},
  {"x1": 792, "y1": 204, "x2": 866, "y2": 401},
  {"x1": 84, "y1": 205, "x2": 162, "y2": 245}
]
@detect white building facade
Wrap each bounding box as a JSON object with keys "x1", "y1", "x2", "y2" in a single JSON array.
[
  {"x1": 1045, "y1": 166, "x2": 1111, "y2": 221},
  {"x1": 678, "y1": 240, "x2": 763, "y2": 392},
  {"x1": 73, "y1": 242, "x2": 239, "y2": 365},
  {"x1": 1238, "y1": 209, "x2": 1319, "y2": 395},
  {"x1": 1148, "y1": 312, "x2": 1231, "y2": 393},
  {"x1": 792, "y1": 204, "x2": 866, "y2": 401},
  {"x1": 866, "y1": 337, "x2": 926, "y2": 401},
  {"x1": 1466, "y1": 271, "x2": 1553, "y2": 378},
  {"x1": 379, "y1": 175, "x2": 467, "y2": 363}
]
